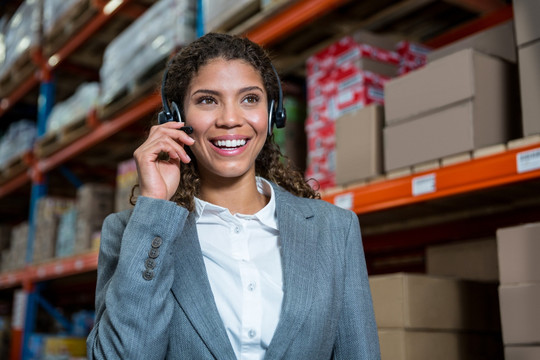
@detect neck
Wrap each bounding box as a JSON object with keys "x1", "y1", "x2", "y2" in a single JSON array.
[{"x1": 199, "y1": 174, "x2": 268, "y2": 215}]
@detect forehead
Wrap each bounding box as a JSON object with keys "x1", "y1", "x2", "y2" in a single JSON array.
[{"x1": 189, "y1": 58, "x2": 265, "y2": 89}]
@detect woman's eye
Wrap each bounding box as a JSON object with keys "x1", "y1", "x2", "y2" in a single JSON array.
[
  {"x1": 198, "y1": 96, "x2": 216, "y2": 104},
  {"x1": 243, "y1": 95, "x2": 259, "y2": 104}
]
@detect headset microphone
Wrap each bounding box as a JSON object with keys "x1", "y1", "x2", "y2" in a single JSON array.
[{"x1": 158, "y1": 62, "x2": 193, "y2": 134}]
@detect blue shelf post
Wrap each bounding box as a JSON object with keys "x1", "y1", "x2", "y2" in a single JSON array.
[{"x1": 22, "y1": 71, "x2": 56, "y2": 360}]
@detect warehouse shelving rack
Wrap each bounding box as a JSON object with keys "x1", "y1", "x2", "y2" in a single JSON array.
[{"x1": 0, "y1": 0, "x2": 531, "y2": 358}]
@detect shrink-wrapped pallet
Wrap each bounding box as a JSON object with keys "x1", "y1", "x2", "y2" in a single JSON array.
[{"x1": 99, "y1": 0, "x2": 196, "y2": 106}]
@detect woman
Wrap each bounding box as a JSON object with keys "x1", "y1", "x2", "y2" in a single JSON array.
[{"x1": 87, "y1": 33, "x2": 380, "y2": 359}]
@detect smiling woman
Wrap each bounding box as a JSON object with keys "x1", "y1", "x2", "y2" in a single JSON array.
[{"x1": 86, "y1": 33, "x2": 381, "y2": 360}]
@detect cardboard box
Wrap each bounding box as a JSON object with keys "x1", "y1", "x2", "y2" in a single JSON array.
[
  {"x1": 517, "y1": 41, "x2": 540, "y2": 136},
  {"x1": 336, "y1": 105, "x2": 384, "y2": 184},
  {"x1": 427, "y1": 21, "x2": 517, "y2": 63},
  {"x1": 513, "y1": 0, "x2": 540, "y2": 47},
  {"x1": 369, "y1": 273, "x2": 500, "y2": 331},
  {"x1": 379, "y1": 329, "x2": 503, "y2": 360},
  {"x1": 499, "y1": 283, "x2": 540, "y2": 345},
  {"x1": 426, "y1": 238, "x2": 499, "y2": 282},
  {"x1": 505, "y1": 346, "x2": 540, "y2": 360},
  {"x1": 496, "y1": 222, "x2": 540, "y2": 284},
  {"x1": 384, "y1": 49, "x2": 517, "y2": 126}
]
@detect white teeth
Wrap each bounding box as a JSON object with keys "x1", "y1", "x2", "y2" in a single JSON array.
[{"x1": 214, "y1": 139, "x2": 247, "y2": 148}]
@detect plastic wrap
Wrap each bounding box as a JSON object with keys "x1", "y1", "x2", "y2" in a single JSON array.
[
  {"x1": 43, "y1": 0, "x2": 85, "y2": 34},
  {"x1": 46, "y1": 82, "x2": 99, "y2": 134},
  {"x1": 100, "y1": 0, "x2": 196, "y2": 105},
  {"x1": 0, "y1": 119, "x2": 37, "y2": 169},
  {"x1": 0, "y1": 0, "x2": 40, "y2": 77}
]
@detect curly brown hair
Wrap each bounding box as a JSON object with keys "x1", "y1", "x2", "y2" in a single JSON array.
[{"x1": 134, "y1": 33, "x2": 319, "y2": 211}]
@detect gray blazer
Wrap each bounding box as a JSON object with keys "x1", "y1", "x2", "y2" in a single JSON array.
[{"x1": 87, "y1": 183, "x2": 380, "y2": 359}]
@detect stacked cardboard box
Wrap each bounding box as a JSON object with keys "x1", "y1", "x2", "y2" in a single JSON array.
[
  {"x1": 305, "y1": 31, "x2": 399, "y2": 189},
  {"x1": 370, "y1": 273, "x2": 502, "y2": 360},
  {"x1": 55, "y1": 207, "x2": 78, "y2": 258},
  {"x1": 1, "y1": 222, "x2": 29, "y2": 271},
  {"x1": 74, "y1": 184, "x2": 114, "y2": 254},
  {"x1": 335, "y1": 105, "x2": 384, "y2": 185},
  {"x1": 396, "y1": 41, "x2": 431, "y2": 75},
  {"x1": 497, "y1": 222, "x2": 540, "y2": 359},
  {"x1": 383, "y1": 48, "x2": 519, "y2": 171},
  {"x1": 115, "y1": 158, "x2": 138, "y2": 213},
  {"x1": 33, "y1": 197, "x2": 75, "y2": 263},
  {"x1": 513, "y1": 0, "x2": 540, "y2": 136},
  {"x1": 426, "y1": 238, "x2": 499, "y2": 282}
]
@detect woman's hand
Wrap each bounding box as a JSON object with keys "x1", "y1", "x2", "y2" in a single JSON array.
[{"x1": 133, "y1": 122, "x2": 195, "y2": 201}]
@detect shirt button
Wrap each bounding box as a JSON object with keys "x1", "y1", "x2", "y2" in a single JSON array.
[
  {"x1": 234, "y1": 226, "x2": 240, "y2": 233},
  {"x1": 151, "y1": 237, "x2": 163, "y2": 248},
  {"x1": 248, "y1": 329, "x2": 256, "y2": 339},
  {"x1": 247, "y1": 282, "x2": 256, "y2": 292}
]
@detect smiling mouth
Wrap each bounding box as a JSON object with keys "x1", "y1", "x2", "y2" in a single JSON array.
[{"x1": 212, "y1": 139, "x2": 248, "y2": 149}]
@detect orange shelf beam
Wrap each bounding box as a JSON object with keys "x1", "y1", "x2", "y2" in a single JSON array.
[
  {"x1": 0, "y1": 74, "x2": 39, "y2": 118},
  {"x1": 0, "y1": 251, "x2": 98, "y2": 290},
  {"x1": 246, "y1": 0, "x2": 351, "y2": 45},
  {"x1": 37, "y1": 93, "x2": 161, "y2": 173},
  {"x1": 425, "y1": 4, "x2": 513, "y2": 48},
  {"x1": 46, "y1": 0, "x2": 134, "y2": 70},
  {"x1": 323, "y1": 143, "x2": 540, "y2": 215},
  {"x1": 0, "y1": 172, "x2": 31, "y2": 198}
]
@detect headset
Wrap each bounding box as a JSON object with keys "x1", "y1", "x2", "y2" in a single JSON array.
[{"x1": 158, "y1": 60, "x2": 286, "y2": 136}]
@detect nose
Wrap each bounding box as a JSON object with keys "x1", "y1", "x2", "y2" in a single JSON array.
[{"x1": 215, "y1": 102, "x2": 243, "y2": 128}]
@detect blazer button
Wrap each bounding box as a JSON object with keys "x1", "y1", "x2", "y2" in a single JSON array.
[
  {"x1": 151, "y1": 237, "x2": 163, "y2": 248},
  {"x1": 142, "y1": 269, "x2": 154, "y2": 281},
  {"x1": 148, "y1": 248, "x2": 159, "y2": 259},
  {"x1": 145, "y1": 258, "x2": 156, "y2": 270}
]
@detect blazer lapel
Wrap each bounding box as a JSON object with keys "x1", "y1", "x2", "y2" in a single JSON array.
[
  {"x1": 265, "y1": 186, "x2": 318, "y2": 359},
  {"x1": 170, "y1": 213, "x2": 236, "y2": 360}
]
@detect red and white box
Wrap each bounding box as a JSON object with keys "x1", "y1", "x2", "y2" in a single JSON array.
[{"x1": 396, "y1": 40, "x2": 431, "y2": 75}]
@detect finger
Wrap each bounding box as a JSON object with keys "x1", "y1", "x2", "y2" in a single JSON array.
[
  {"x1": 148, "y1": 123, "x2": 195, "y2": 147},
  {"x1": 137, "y1": 136, "x2": 190, "y2": 164}
]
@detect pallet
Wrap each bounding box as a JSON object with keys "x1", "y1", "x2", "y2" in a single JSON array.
[
  {"x1": 96, "y1": 57, "x2": 167, "y2": 120},
  {"x1": 34, "y1": 117, "x2": 92, "y2": 158},
  {"x1": 0, "y1": 48, "x2": 38, "y2": 97},
  {"x1": 0, "y1": 152, "x2": 31, "y2": 184},
  {"x1": 43, "y1": 0, "x2": 98, "y2": 57}
]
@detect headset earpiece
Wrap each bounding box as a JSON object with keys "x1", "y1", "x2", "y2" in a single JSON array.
[{"x1": 268, "y1": 64, "x2": 287, "y2": 136}]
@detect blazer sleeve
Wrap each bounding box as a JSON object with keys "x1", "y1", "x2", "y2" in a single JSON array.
[
  {"x1": 333, "y1": 210, "x2": 381, "y2": 359},
  {"x1": 86, "y1": 196, "x2": 189, "y2": 360}
]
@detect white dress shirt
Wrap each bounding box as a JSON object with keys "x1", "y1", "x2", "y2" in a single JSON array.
[{"x1": 195, "y1": 177, "x2": 283, "y2": 360}]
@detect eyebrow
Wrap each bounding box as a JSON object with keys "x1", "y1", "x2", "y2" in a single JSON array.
[{"x1": 191, "y1": 86, "x2": 264, "y2": 97}]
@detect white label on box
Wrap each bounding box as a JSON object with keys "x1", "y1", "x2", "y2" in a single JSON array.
[
  {"x1": 412, "y1": 173, "x2": 436, "y2": 196},
  {"x1": 334, "y1": 192, "x2": 354, "y2": 210},
  {"x1": 517, "y1": 148, "x2": 540, "y2": 173},
  {"x1": 12, "y1": 290, "x2": 27, "y2": 330}
]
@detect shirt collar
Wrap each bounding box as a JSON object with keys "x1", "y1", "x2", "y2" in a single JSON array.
[{"x1": 194, "y1": 177, "x2": 278, "y2": 230}]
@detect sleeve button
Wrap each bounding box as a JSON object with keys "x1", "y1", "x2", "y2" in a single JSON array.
[
  {"x1": 151, "y1": 237, "x2": 163, "y2": 248},
  {"x1": 142, "y1": 269, "x2": 155, "y2": 281},
  {"x1": 145, "y1": 258, "x2": 156, "y2": 269},
  {"x1": 148, "y1": 248, "x2": 160, "y2": 259}
]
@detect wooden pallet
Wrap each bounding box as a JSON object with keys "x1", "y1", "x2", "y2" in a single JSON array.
[
  {"x1": 0, "y1": 48, "x2": 37, "y2": 97},
  {"x1": 0, "y1": 152, "x2": 31, "y2": 184},
  {"x1": 34, "y1": 117, "x2": 92, "y2": 158},
  {"x1": 96, "y1": 57, "x2": 167, "y2": 120},
  {"x1": 43, "y1": 0, "x2": 98, "y2": 57}
]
